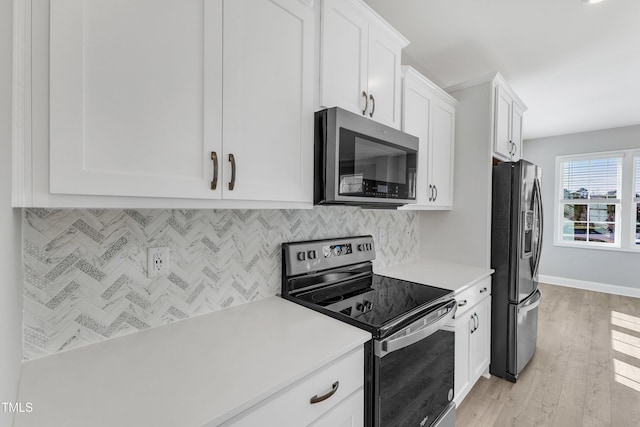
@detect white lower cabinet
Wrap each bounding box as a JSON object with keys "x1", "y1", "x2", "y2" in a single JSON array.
[
  {"x1": 222, "y1": 347, "x2": 364, "y2": 427},
  {"x1": 310, "y1": 388, "x2": 364, "y2": 427},
  {"x1": 449, "y1": 277, "x2": 492, "y2": 405}
]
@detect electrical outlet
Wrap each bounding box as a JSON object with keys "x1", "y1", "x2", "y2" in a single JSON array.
[{"x1": 147, "y1": 247, "x2": 169, "y2": 278}]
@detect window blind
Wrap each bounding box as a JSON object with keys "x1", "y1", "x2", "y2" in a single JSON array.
[{"x1": 562, "y1": 157, "x2": 621, "y2": 200}]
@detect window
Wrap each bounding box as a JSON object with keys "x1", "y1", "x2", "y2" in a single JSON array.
[
  {"x1": 556, "y1": 150, "x2": 640, "y2": 251},
  {"x1": 558, "y1": 154, "x2": 622, "y2": 247}
]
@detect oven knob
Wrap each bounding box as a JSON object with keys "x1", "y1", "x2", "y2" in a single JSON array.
[
  {"x1": 355, "y1": 302, "x2": 364, "y2": 312},
  {"x1": 357, "y1": 244, "x2": 364, "y2": 251},
  {"x1": 308, "y1": 250, "x2": 317, "y2": 260},
  {"x1": 364, "y1": 301, "x2": 373, "y2": 311},
  {"x1": 297, "y1": 251, "x2": 306, "y2": 261}
]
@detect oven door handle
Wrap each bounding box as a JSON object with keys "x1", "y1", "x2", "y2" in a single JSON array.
[{"x1": 375, "y1": 300, "x2": 457, "y2": 358}]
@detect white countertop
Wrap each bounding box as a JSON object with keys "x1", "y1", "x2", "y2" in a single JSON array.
[
  {"x1": 14, "y1": 297, "x2": 371, "y2": 427},
  {"x1": 375, "y1": 258, "x2": 494, "y2": 293}
]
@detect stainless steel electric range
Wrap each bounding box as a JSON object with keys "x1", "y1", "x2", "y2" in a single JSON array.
[{"x1": 281, "y1": 235, "x2": 457, "y2": 427}]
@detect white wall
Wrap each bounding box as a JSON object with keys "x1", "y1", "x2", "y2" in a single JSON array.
[
  {"x1": 524, "y1": 125, "x2": 640, "y2": 292},
  {"x1": 0, "y1": 0, "x2": 24, "y2": 425},
  {"x1": 420, "y1": 82, "x2": 493, "y2": 268}
]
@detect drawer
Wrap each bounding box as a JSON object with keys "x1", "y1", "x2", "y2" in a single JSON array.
[
  {"x1": 455, "y1": 276, "x2": 491, "y2": 317},
  {"x1": 222, "y1": 347, "x2": 364, "y2": 427}
]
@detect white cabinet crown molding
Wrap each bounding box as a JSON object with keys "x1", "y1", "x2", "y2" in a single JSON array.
[
  {"x1": 341, "y1": 0, "x2": 409, "y2": 48},
  {"x1": 445, "y1": 71, "x2": 527, "y2": 112},
  {"x1": 401, "y1": 66, "x2": 458, "y2": 107}
]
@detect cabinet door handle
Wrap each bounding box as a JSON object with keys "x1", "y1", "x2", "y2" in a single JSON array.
[
  {"x1": 479, "y1": 287, "x2": 488, "y2": 294},
  {"x1": 428, "y1": 185, "x2": 432, "y2": 202},
  {"x1": 309, "y1": 381, "x2": 339, "y2": 404},
  {"x1": 210, "y1": 152, "x2": 218, "y2": 190},
  {"x1": 369, "y1": 94, "x2": 375, "y2": 118},
  {"x1": 362, "y1": 91, "x2": 368, "y2": 115},
  {"x1": 228, "y1": 153, "x2": 236, "y2": 191},
  {"x1": 433, "y1": 185, "x2": 438, "y2": 202},
  {"x1": 474, "y1": 313, "x2": 479, "y2": 332},
  {"x1": 513, "y1": 142, "x2": 517, "y2": 156},
  {"x1": 470, "y1": 315, "x2": 475, "y2": 334},
  {"x1": 457, "y1": 299, "x2": 467, "y2": 307}
]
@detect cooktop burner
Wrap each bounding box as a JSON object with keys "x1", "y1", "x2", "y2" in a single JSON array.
[
  {"x1": 281, "y1": 235, "x2": 454, "y2": 338},
  {"x1": 297, "y1": 274, "x2": 451, "y2": 329}
]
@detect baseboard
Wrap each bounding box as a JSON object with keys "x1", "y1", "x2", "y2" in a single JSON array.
[{"x1": 539, "y1": 275, "x2": 640, "y2": 298}]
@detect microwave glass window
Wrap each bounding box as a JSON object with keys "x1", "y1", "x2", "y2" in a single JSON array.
[{"x1": 338, "y1": 129, "x2": 417, "y2": 199}]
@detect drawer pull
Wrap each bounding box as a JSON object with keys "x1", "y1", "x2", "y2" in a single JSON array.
[
  {"x1": 479, "y1": 287, "x2": 488, "y2": 294},
  {"x1": 309, "y1": 381, "x2": 339, "y2": 404},
  {"x1": 458, "y1": 300, "x2": 467, "y2": 307}
]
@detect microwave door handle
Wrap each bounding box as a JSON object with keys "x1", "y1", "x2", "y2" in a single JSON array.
[{"x1": 375, "y1": 301, "x2": 457, "y2": 358}]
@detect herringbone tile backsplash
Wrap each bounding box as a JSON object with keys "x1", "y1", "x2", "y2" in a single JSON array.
[{"x1": 22, "y1": 207, "x2": 419, "y2": 359}]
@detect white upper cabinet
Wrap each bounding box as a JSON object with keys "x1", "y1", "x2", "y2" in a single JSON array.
[
  {"x1": 400, "y1": 67, "x2": 457, "y2": 210},
  {"x1": 511, "y1": 103, "x2": 524, "y2": 161},
  {"x1": 19, "y1": 0, "x2": 313, "y2": 208},
  {"x1": 222, "y1": 0, "x2": 314, "y2": 202},
  {"x1": 492, "y1": 78, "x2": 526, "y2": 162},
  {"x1": 49, "y1": 0, "x2": 221, "y2": 200},
  {"x1": 320, "y1": 0, "x2": 408, "y2": 129}
]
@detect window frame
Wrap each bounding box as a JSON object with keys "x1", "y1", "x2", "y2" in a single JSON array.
[
  {"x1": 554, "y1": 150, "x2": 633, "y2": 251},
  {"x1": 631, "y1": 151, "x2": 640, "y2": 250}
]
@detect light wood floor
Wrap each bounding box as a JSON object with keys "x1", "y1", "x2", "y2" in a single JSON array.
[{"x1": 456, "y1": 283, "x2": 640, "y2": 427}]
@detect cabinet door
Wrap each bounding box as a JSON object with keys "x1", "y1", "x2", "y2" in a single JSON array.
[
  {"x1": 310, "y1": 388, "x2": 364, "y2": 427},
  {"x1": 320, "y1": 0, "x2": 369, "y2": 117},
  {"x1": 401, "y1": 76, "x2": 431, "y2": 206},
  {"x1": 222, "y1": 0, "x2": 314, "y2": 202},
  {"x1": 470, "y1": 296, "x2": 492, "y2": 381},
  {"x1": 493, "y1": 85, "x2": 512, "y2": 161},
  {"x1": 49, "y1": 0, "x2": 222, "y2": 199},
  {"x1": 430, "y1": 101, "x2": 455, "y2": 208},
  {"x1": 453, "y1": 312, "x2": 472, "y2": 405},
  {"x1": 367, "y1": 25, "x2": 402, "y2": 129},
  {"x1": 511, "y1": 103, "x2": 524, "y2": 161}
]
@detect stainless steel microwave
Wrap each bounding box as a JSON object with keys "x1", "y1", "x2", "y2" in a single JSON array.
[{"x1": 314, "y1": 107, "x2": 419, "y2": 208}]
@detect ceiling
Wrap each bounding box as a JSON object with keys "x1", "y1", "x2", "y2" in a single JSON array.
[{"x1": 364, "y1": 0, "x2": 640, "y2": 140}]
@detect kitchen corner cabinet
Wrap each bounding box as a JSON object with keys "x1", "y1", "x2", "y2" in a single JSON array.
[
  {"x1": 222, "y1": 348, "x2": 364, "y2": 427},
  {"x1": 493, "y1": 78, "x2": 525, "y2": 162},
  {"x1": 320, "y1": 0, "x2": 408, "y2": 129},
  {"x1": 15, "y1": 0, "x2": 313, "y2": 208},
  {"x1": 400, "y1": 67, "x2": 457, "y2": 210},
  {"x1": 450, "y1": 277, "x2": 492, "y2": 405}
]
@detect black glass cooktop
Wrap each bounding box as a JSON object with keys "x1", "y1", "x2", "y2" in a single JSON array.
[{"x1": 294, "y1": 273, "x2": 452, "y2": 338}]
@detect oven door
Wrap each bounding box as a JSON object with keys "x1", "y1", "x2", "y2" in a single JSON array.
[{"x1": 370, "y1": 301, "x2": 456, "y2": 427}]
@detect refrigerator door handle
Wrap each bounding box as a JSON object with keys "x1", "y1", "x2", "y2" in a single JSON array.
[
  {"x1": 520, "y1": 289, "x2": 542, "y2": 314},
  {"x1": 532, "y1": 178, "x2": 544, "y2": 278}
]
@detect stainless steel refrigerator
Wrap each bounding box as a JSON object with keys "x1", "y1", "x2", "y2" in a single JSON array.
[{"x1": 490, "y1": 159, "x2": 543, "y2": 382}]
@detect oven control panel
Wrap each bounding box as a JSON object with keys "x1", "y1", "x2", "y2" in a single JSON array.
[{"x1": 283, "y1": 235, "x2": 376, "y2": 276}]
